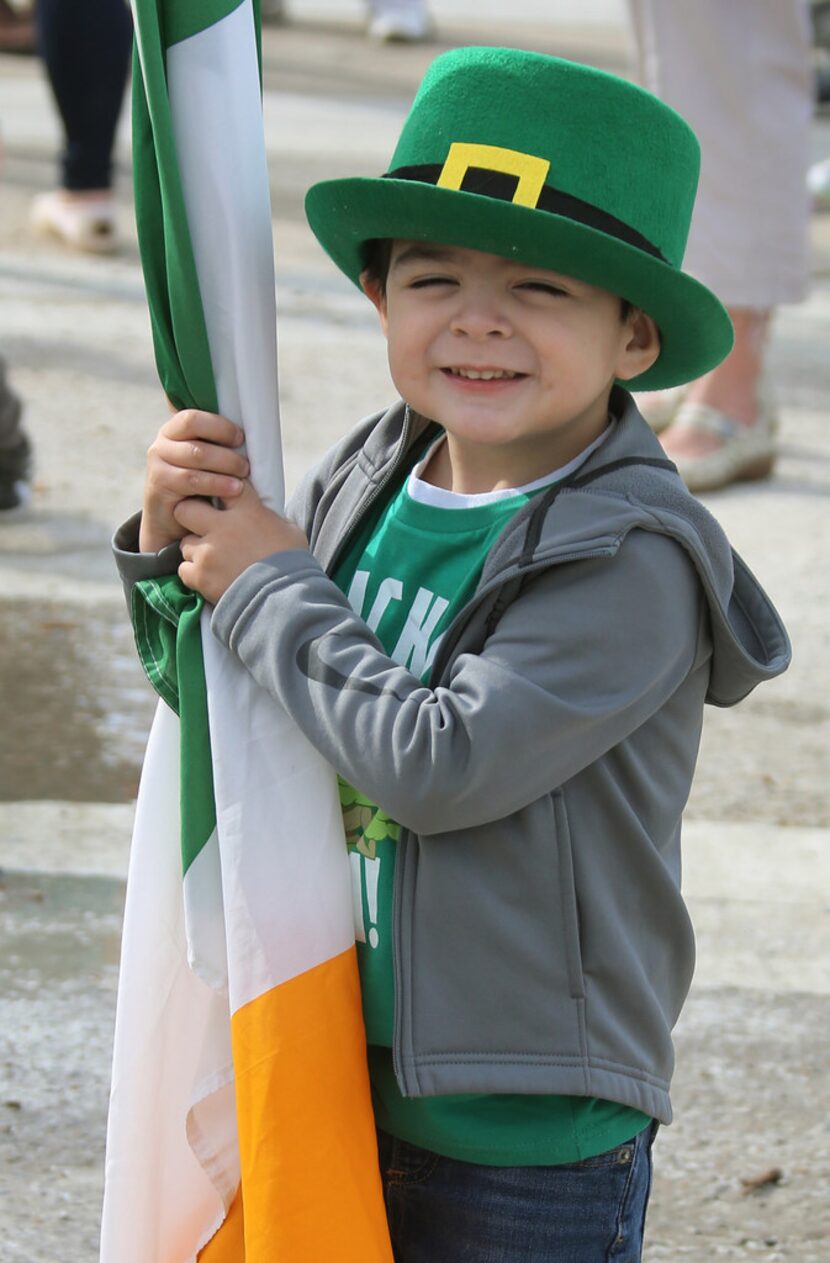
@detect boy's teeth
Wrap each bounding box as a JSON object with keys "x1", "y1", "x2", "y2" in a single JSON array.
[{"x1": 451, "y1": 368, "x2": 517, "y2": 380}]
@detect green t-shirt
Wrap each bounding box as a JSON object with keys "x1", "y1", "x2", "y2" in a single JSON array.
[{"x1": 333, "y1": 436, "x2": 651, "y2": 1165}]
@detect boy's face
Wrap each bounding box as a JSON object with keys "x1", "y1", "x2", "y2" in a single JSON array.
[{"x1": 362, "y1": 242, "x2": 659, "y2": 484}]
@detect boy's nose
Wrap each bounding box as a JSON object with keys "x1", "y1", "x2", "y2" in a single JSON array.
[{"x1": 449, "y1": 291, "x2": 512, "y2": 339}]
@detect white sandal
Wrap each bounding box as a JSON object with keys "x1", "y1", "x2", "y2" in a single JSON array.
[
  {"x1": 30, "y1": 190, "x2": 119, "y2": 255},
  {"x1": 666, "y1": 395, "x2": 778, "y2": 493}
]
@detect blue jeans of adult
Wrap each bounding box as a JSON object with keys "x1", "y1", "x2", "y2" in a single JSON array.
[
  {"x1": 377, "y1": 1122, "x2": 657, "y2": 1263},
  {"x1": 36, "y1": 0, "x2": 133, "y2": 191}
]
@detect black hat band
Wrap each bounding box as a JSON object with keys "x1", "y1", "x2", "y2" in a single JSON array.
[{"x1": 384, "y1": 163, "x2": 667, "y2": 264}]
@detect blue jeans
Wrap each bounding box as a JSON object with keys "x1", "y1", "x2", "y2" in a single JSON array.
[
  {"x1": 36, "y1": 0, "x2": 133, "y2": 191},
  {"x1": 377, "y1": 1123, "x2": 657, "y2": 1263}
]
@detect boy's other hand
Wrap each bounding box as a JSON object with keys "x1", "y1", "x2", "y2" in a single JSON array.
[
  {"x1": 139, "y1": 409, "x2": 250, "y2": 553},
  {"x1": 175, "y1": 480, "x2": 309, "y2": 605}
]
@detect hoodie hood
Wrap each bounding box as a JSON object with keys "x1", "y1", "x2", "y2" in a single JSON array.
[{"x1": 501, "y1": 386, "x2": 791, "y2": 706}]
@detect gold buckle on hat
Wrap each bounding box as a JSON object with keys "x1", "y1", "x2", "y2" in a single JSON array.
[{"x1": 436, "y1": 143, "x2": 550, "y2": 208}]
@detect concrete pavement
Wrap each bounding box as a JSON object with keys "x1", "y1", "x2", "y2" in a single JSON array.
[{"x1": 0, "y1": 6, "x2": 828, "y2": 1259}]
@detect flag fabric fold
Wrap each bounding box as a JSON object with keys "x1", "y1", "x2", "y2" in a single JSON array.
[{"x1": 101, "y1": 4, "x2": 393, "y2": 1259}]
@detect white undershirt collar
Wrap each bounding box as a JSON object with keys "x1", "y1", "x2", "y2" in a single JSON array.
[{"x1": 407, "y1": 422, "x2": 615, "y2": 510}]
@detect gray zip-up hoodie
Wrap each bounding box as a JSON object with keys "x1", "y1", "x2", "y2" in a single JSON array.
[{"x1": 114, "y1": 388, "x2": 790, "y2": 1125}]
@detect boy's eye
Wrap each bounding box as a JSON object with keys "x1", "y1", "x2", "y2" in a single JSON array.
[
  {"x1": 518, "y1": 281, "x2": 569, "y2": 296},
  {"x1": 407, "y1": 275, "x2": 457, "y2": 290}
]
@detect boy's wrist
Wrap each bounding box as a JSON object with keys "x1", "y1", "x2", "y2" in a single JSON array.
[
  {"x1": 113, "y1": 512, "x2": 184, "y2": 602},
  {"x1": 138, "y1": 510, "x2": 180, "y2": 554}
]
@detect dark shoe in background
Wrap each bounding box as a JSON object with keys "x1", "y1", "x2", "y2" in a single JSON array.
[
  {"x1": 813, "y1": 0, "x2": 830, "y2": 104},
  {"x1": 0, "y1": 359, "x2": 33, "y2": 514}
]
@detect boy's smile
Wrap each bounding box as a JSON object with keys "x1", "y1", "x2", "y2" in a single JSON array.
[{"x1": 363, "y1": 242, "x2": 659, "y2": 493}]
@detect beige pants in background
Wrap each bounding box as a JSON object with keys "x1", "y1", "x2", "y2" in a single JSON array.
[{"x1": 627, "y1": 0, "x2": 813, "y2": 308}]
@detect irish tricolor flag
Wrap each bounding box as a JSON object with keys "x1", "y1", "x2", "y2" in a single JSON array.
[{"x1": 100, "y1": 3, "x2": 392, "y2": 1259}]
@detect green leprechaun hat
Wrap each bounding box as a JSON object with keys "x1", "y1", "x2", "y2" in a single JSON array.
[{"x1": 305, "y1": 47, "x2": 733, "y2": 391}]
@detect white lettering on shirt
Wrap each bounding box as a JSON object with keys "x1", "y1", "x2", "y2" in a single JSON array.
[
  {"x1": 392, "y1": 587, "x2": 450, "y2": 677},
  {"x1": 366, "y1": 577, "x2": 404, "y2": 632}
]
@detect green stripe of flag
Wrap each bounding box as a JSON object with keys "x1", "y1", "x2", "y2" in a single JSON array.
[
  {"x1": 129, "y1": 0, "x2": 268, "y2": 878},
  {"x1": 131, "y1": 1, "x2": 226, "y2": 412},
  {"x1": 132, "y1": 577, "x2": 216, "y2": 876},
  {"x1": 131, "y1": 0, "x2": 264, "y2": 410},
  {"x1": 132, "y1": 48, "x2": 216, "y2": 412}
]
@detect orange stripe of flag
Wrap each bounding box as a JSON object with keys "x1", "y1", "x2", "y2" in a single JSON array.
[
  {"x1": 217, "y1": 945, "x2": 392, "y2": 1262},
  {"x1": 199, "y1": 1188, "x2": 244, "y2": 1263}
]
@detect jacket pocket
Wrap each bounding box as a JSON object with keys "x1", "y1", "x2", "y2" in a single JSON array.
[{"x1": 552, "y1": 790, "x2": 586, "y2": 1000}]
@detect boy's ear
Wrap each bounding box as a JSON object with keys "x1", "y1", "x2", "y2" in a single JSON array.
[
  {"x1": 615, "y1": 309, "x2": 661, "y2": 382},
  {"x1": 359, "y1": 271, "x2": 389, "y2": 335}
]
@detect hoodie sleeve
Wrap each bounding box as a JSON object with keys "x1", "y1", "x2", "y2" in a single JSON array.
[
  {"x1": 112, "y1": 512, "x2": 183, "y2": 613},
  {"x1": 210, "y1": 528, "x2": 709, "y2": 835}
]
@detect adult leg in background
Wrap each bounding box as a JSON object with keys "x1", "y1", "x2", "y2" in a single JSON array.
[
  {"x1": 627, "y1": 0, "x2": 813, "y2": 491},
  {"x1": 31, "y1": 0, "x2": 133, "y2": 252}
]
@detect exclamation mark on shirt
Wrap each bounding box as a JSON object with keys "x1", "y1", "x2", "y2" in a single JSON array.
[
  {"x1": 349, "y1": 849, "x2": 365, "y2": 943},
  {"x1": 364, "y1": 855, "x2": 380, "y2": 948}
]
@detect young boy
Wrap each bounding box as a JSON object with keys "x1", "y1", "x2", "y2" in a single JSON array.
[{"x1": 116, "y1": 48, "x2": 790, "y2": 1262}]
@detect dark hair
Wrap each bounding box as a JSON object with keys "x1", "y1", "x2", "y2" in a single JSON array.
[
  {"x1": 362, "y1": 238, "x2": 633, "y2": 320},
  {"x1": 362, "y1": 238, "x2": 394, "y2": 298}
]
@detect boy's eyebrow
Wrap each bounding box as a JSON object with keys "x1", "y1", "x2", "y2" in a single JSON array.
[
  {"x1": 389, "y1": 244, "x2": 578, "y2": 287},
  {"x1": 390, "y1": 244, "x2": 460, "y2": 269}
]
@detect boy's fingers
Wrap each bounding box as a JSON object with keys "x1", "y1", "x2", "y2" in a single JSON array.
[
  {"x1": 173, "y1": 496, "x2": 221, "y2": 533},
  {"x1": 152, "y1": 433, "x2": 249, "y2": 480},
  {"x1": 228, "y1": 477, "x2": 259, "y2": 507},
  {"x1": 178, "y1": 559, "x2": 199, "y2": 591},
  {"x1": 167, "y1": 408, "x2": 245, "y2": 449},
  {"x1": 179, "y1": 532, "x2": 200, "y2": 560},
  {"x1": 170, "y1": 467, "x2": 244, "y2": 500}
]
